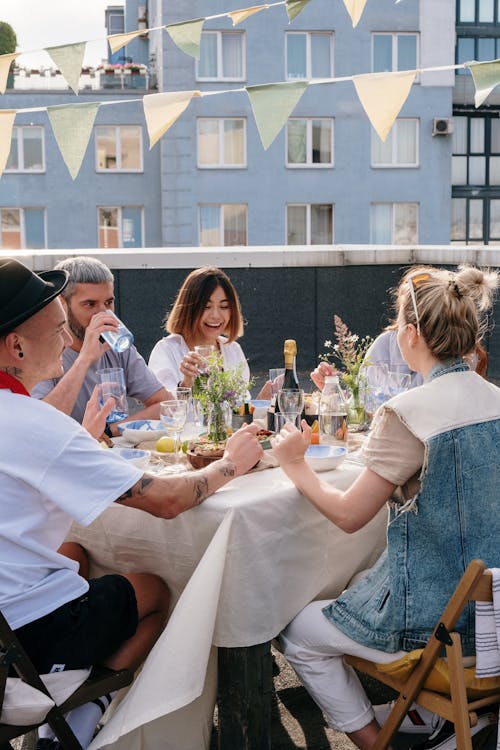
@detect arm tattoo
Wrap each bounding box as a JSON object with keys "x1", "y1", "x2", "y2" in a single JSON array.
[
  {"x1": 116, "y1": 475, "x2": 153, "y2": 502},
  {"x1": 218, "y1": 462, "x2": 236, "y2": 478},
  {"x1": 193, "y1": 477, "x2": 210, "y2": 506}
]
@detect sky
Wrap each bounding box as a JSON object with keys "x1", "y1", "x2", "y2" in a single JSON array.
[{"x1": 0, "y1": 0, "x2": 124, "y2": 68}]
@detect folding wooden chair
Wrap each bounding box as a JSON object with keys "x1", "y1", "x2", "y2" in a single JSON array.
[
  {"x1": 0, "y1": 607, "x2": 133, "y2": 750},
  {"x1": 345, "y1": 559, "x2": 500, "y2": 750}
]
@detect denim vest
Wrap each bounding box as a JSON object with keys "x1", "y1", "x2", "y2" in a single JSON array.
[{"x1": 323, "y1": 361, "x2": 500, "y2": 655}]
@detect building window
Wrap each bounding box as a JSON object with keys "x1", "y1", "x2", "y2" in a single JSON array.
[
  {"x1": 197, "y1": 118, "x2": 246, "y2": 167},
  {"x1": 98, "y1": 207, "x2": 143, "y2": 248},
  {"x1": 370, "y1": 203, "x2": 418, "y2": 244},
  {"x1": 456, "y1": 37, "x2": 500, "y2": 71},
  {"x1": 199, "y1": 204, "x2": 247, "y2": 245},
  {"x1": 197, "y1": 31, "x2": 245, "y2": 81},
  {"x1": 287, "y1": 118, "x2": 334, "y2": 167},
  {"x1": 5, "y1": 127, "x2": 44, "y2": 172},
  {"x1": 457, "y1": 0, "x2": 500, "y2": 24},
  {"x1": 96, "y1": 126, "x2": 143, "y2": 171},
  {"x1": 286, "y1": 204, "x2": 333, "y2": 244},
  {"x1": 452, "y1": 114, "x2": 500, "y2": 186},
  {"x1": 372, "y1": 33, "x2": 418, "y2": 73},
  {"x1": 371, "y1": 119, "x2": 419, "y2": 167},
  {"x1": 286, "y1": 32, "x2": 334, "y2": 80},
  {"x1": 0, "y1": 208, "x2": 46, "y2": 249}
]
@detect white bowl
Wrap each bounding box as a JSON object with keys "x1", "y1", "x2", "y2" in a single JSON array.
[
  {"x1": 117, "y1": 419, "x2": 166, "y2": 443},
  {"x1": 113, "y1": 447, "x2": 151, "y2": 469},
  {"x1": 305, "y1": 444, "x2": 347, "y2": 472}
]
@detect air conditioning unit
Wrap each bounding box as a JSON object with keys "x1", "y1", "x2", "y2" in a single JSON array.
[{"x1": 432, "y1": 118, "x2": 453, "y2": 136}]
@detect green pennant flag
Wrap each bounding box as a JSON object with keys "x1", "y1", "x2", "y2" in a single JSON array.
[
  {"x1": 466, "y1": 59, "x2": 500, "y2": 107},
  {"x1": 286, "y1": 0, "x2": 312, "y2": 22},
  {"x1": 165, "y1": 18, "x2": 204, "y2": 59},
  {"x1": 47, "y1": 102, "x2": 99, "y2": 179},
  {"x1": 46, "y1": 42, "x2": 86, "y2": 95},
  {"x1": 246, "y1": 81, "x2": 308, "y2": 150}
]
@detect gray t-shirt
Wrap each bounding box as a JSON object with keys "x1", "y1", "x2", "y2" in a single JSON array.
[{"x1": 32, "y1": 345, "x2": 163, "y2": 423}]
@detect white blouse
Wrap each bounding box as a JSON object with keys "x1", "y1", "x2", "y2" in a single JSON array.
[{"x1": 148, "y1": 333, "x2": 251, "y2": 394}]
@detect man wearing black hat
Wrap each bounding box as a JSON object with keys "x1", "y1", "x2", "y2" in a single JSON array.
[{"x1": 0, "y1": 258, "x2": 262, "y2": 749}]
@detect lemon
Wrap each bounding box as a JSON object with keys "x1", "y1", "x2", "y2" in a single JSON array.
[
  {"x1": 181, "y1": 440, "x2": 188, "y2": 454},
  {"x1": 156, "y1": 436, "x2": 176, "y2": 453}
]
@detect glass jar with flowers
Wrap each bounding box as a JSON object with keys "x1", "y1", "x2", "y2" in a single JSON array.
[
  {"x1": 193, "y1": 351, "x2": 250, "y2": 443},
  {"x1": 320, "y1": 315, "x2": 373, "y2": 430}
]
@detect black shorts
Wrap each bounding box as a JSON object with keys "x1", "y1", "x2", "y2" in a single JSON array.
[{"x1": 14, "y1": 575, "x2": 138, "y2": 674}]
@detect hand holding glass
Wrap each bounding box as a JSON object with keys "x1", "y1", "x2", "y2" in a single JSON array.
[
  {"x1": 194, "y1": 345, "x2": 214, "y2": 375},
  {"x1": 160, "y1": 400, "x2": 188, "y2": 472}
]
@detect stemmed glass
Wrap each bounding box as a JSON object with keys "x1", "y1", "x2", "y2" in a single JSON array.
[
  {"x1": 277, "y1": 389, "x2": 304, "y2": 427},
  {"x1": 159, "y1": 400, "x2": 188, "y2": 473}
]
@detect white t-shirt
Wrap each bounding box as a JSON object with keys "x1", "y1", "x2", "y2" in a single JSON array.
[
  {"x1": 0, "y1": 390, "x2": 142, "y2": 629},
  {"x1": 148, "y1": 333, "x2": 251, "y2": 394}
]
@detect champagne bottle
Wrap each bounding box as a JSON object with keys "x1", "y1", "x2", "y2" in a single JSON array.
[{"x1": 267, "y1": 339, "x2": 301, "y2": 430}]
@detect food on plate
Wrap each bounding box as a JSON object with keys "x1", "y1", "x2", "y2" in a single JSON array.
[
  {"x1": 99, "y1": 432, "x2": 113, "y2": 448},
  {"x1": 304, "y1": 392, "x2": 320, "y2": 415}
]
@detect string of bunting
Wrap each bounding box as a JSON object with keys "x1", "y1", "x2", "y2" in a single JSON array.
[{"x1": 0, "y1": 0, "x2": 495, "y2": 179}]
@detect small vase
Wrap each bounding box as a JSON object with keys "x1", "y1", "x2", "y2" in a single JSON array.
[
  {"x1": 207, "y1": 402, "x2": 229, "y2": 443},
  {"x1": 347, "y1": 386, "x2": 369, "y2": 432}
]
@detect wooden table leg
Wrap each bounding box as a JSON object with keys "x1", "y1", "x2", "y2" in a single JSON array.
[{"x1": 217, "y1": 640, "x2": 273, "y2": 750}]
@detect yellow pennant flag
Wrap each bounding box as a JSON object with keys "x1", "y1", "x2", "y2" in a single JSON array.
[
  {"x1": 0, "y1": 110, "x2": 16, "y2": 178},
  {"x1": 286, "y1": 0, "x2": 312, "y2": 22},
  {"x1": 353, "y1": 70, "x2": 416, "y2": 142},
  {"x1": 165, "y1": 18, "x2": 204, "y2": 60},
  {"x1": 46, "y1": 42, "x2": 86, "y2": 95},
  {"x1": 229, "y1": 5, "x2": 269, "y2": 25},
  {"x1": 341, "y1": 0, "x2": 368, "y2": 27},
  {"x1": 0, "y1": 53, "x2": 20, "y2": 95},
  {"x1": 108, "y1": 30, "x2": 146, "y2": 55},
  {"x1": 47, "y1": 102, "x2": 99, "y2": 179},
  {"x1": 466, "y1": 60, "x2": 500, "y2": 107},
  {"x1": 246, "y1": 81, "x2": 308, "y2": 150},
  {"x1": 143, "y1": 90, "x2": 201, "y2": 148}
]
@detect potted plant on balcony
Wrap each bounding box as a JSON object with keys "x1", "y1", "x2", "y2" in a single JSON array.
[{"x1": 0, "y1": 21, "x2": 17, "y2": 89}]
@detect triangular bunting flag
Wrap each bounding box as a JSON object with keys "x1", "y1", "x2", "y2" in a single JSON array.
[
  {"x1": 46, "y1": 42, "x2": 86, "y2": 95},
  {"x1": 286, "y1": 0, "x2": 312, "y2": 22},
  {"x1": 107, "y1": 30, "x2": 146, "y2": 55},
  {"x1": 165, "y1": 18, "x2": 204, "y2": 60},
  {"x1": 47, "y1": 102, "x2": 99, "y2": 179},
  {"x1": 229, "y1": 5, "x2": 269, "y2": 26},
  {"x1": 466, "y1": 59, "x2": 500, "y2": 107},
  {"x1": 0, "y1": 110, "x2": 16, "y2": 177},
  {"x1": 353, "y1": 70, "x2": 416, "y2": 141},
  {"x1": 0, "y1": 53, "x2": 20, "y2": 95},
  {"x1": 341, "y1": 0, "x2": 368, "y2": 27},
  {"x1": 246, "y1": 81, "x2": 308, "y2": 149},
  {"x1": 143, "y1": 90, "x2": 201, "y2": 148}
]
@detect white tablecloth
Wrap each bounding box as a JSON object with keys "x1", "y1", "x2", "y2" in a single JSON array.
[{"x1": 67, "y1": 459, "x2": 387, "y2": 750}]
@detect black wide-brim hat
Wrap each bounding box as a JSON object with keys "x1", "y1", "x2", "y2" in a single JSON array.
[{"x1": 0, "y1": 258, "x2": 69, "y2": 336}]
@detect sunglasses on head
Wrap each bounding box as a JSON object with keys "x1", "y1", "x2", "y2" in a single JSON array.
[{"x1": 406, "y1": 271, "x2": 432, "y2": 336}]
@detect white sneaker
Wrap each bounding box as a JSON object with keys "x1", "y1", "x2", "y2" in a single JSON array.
[
  {"x1": 373, "y1": 701, "x2": 442, "y2": 734},
  {"x1": 410, "y1": 712, "x2": 497, "y2": 750}
]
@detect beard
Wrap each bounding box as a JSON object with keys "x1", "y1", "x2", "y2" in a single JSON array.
[{"x1": 66, "y1": 304, "x2": 86, "y2": 342}]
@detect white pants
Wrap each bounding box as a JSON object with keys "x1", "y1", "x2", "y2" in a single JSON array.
[{"x1": 280, "y1": 600, "x2": 407, "y2": 733}]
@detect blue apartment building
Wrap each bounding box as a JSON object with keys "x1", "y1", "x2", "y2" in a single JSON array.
[{"x1": 0, "y1": 0, "x2": 469, "y2": 249}]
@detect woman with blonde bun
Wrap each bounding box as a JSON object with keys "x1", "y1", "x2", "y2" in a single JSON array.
[{"x1": 272, "y1": 265, "x2": 500, "y2": 750}]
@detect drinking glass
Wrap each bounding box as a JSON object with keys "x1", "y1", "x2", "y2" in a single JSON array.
[
  {"x1": 159, "y1": 400, "x2": 188, "y2": 473},
  {"x1": 277, "y1": 389, "x2": 304, "y2": 425},
  {"x1": 176, "y1": 386, "x2": 194, "y2": 423},
  {"x1": 194, "y1": 345, "x2": 215, "y2": 374},
  {"x1": 97, "y1": 367, "x2": 128, "y2": 423}
]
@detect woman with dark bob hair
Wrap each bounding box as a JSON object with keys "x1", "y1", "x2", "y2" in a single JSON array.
[{"x1": 148, "y1": 267, "x2": 250, "y2": 394}]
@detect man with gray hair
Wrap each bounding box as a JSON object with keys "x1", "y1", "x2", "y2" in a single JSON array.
[{"x1": 32, "y1": 256, "x2": 171, "y2": 435}]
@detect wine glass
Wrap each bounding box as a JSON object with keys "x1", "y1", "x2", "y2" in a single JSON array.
[
  {"x1": 159, "y1": 400, "x2": 188, "y2": 473},
  {"x1": 277, "y1": 389, "x2": 304, "y2": 427}
]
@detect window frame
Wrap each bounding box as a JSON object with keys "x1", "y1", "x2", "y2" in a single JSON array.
[
  {"x1": 456, "y1": 0, "x2": 500, "y2": 25},
  {"x1": 0, "y1": 207, "x2": 47, "y2": 249},
  {"x1": 97, "y1": 206, "x2": 144, "y2": 248},
  {"x1": 286, "y1": 203, "x2": 334, "y2": 245},
  {"x1": 285, "y1": 31, "x2": 334, "y2": 81},
  {"x1": 371, "y1": 32, "x2": 419, "y2": 74},
  {"x1": 369, "y1": 202, "x2": 419, "y2": 244},
  {"x1": 196, "y1": 30, "x2": 246, "y2": 82},
  {"x1": 95, "y1": 125, "x2": 143, "y2": 173},
  {"x1": 371, "y1": 118, "x2": 419, "y2": 168},
  {"x1": 198, "y1": 203, "x2": 248, "y2": 246},
  {"x1": 286, "y1": 117, "x2": 334, "y2": 168},
  {"x1": 197, "y1": 117, "x2": 247, "y2": 168},
  {"x1": 4, "y1": 126, "x2": 45, "y2": 173}
]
